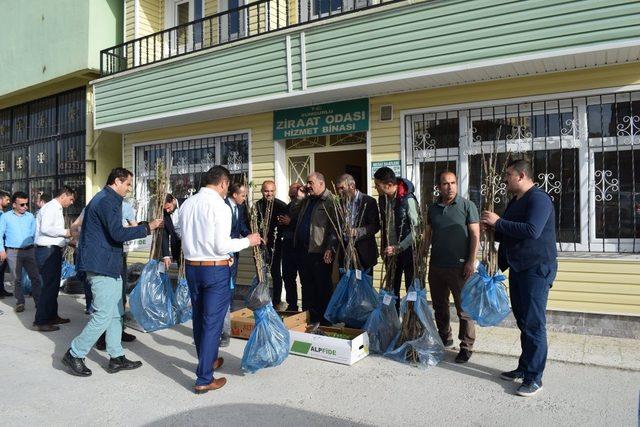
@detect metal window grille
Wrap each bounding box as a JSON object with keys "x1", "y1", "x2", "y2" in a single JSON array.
[
  {"x1": 133, "y1": 133, "x2": 249, "y2": 221},
  {"x1": 404, "y1": 91, "x2": 640, "y2": 253},
  {"x1": 0, "y1": 88, "x2": 87, "y2": 217}
]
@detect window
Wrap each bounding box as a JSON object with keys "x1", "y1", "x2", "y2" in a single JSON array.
[
  {"x1": 0, "y1": 88, "x2": 86, "y2": 216},
  {"x1": 404, "y1": 92, "x2": 640, "y2": 253},
  {"x1": 134, "y1": 133, "x2": 249, "y2": 221}
]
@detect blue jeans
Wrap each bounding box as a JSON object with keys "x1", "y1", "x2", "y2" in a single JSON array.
[
  {"x1": 35, "y1": 246, "x2": 63, "y2": 325},
  {"x1": 186, "y1": 265, "x2": 231, "y2": 386},
  {"x1": 70, "y1": 274, "x2": 125, "y2": 358},
  {"x1": 509, "y1": 263, "x2": 556, "y2": 384}
]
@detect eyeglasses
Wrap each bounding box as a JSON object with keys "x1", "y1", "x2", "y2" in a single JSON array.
[{"x1": 17, "y1": 203, "x2": 28, "y2": 207}]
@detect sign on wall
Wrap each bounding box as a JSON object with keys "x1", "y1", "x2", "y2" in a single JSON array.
[
  {"x1": 371, "y1": 160, "x2": 402, "y2": 177},
  {"x1": 273, "y1": 98, "x2": 369, "y2": 140}
]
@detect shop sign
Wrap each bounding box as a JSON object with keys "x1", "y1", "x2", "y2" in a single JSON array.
[
  {"x1": 273, "y1": 98, "x2": 369, "y2": 139},
  {"x1": 371, "y1": 160, "x2": 402, "y2": 176}
]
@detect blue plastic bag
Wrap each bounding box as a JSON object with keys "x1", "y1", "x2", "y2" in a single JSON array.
[
  {"x1": 342, "y1": 270, "x2": 378, "y2": 328},
  {"x1": 364, "y1": 290, "x2": 401, "y2": 354},
  {"x1": 245, "y1": 272, "x2": 271, "y2": 311},
  {"x1": 21, "y1": 268, "x2": 32, "y2": 295},
  {"x1": 61, "y1": 260, "x2": 76, "y2": 280},
  {"x1": 241, "y1": 303, "x2": 290, "y2": 373},
  {"x1": 384, "y1": 280, "x2": 444, "y2": 368},
  {"x1": 172, "y1": 277, "x2": 192, "y2": 324},
  {"x1": 129, "y1": 260, "x2": 175, "y2": 332},
  {"x1": 324, "y1": 269, "x2": 353, "y2": 324},
  {"x1": 461, "y1": 263, "x2": 511, "y2": 327}
]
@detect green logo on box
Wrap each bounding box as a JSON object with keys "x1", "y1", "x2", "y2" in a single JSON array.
[{"x1": 291, "y1": 341, "x2": 312, "y2": 354}]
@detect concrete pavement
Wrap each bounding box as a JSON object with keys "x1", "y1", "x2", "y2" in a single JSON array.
[{"x1": 0, "y1": 293, "x2": 639, "y2": 426}]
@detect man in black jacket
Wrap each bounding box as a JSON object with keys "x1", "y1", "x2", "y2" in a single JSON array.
[
  {"x1": 335, "y1": 174, "x2": 380, "y2": 272},
  {"x1": 162, "y1": 194, "x2": 181, "y2": 270},
  {"x1": 255, "y1": 180, "x2": 288, "y2": 308},
  {"x1": 374, "y1": 167, "x2": 419, "y2": 311}
]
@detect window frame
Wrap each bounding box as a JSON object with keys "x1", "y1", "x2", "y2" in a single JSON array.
[{"x1": 401, "y1": 89, "x2": 640, "y2": 254}]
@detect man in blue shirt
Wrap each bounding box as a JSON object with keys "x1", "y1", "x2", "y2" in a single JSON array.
[
  {"x1": 0, "y1": 190, "x2": 13, "y2": 298},
  {"x1": 62, "y1": 168, "x2": 163, "y2": 377},
  {"x1": 481, "y1": 159, "x2": 557, "y2": 397},
  {"x1": 0, "y1": 191, "x2": 43, "y2": 315}
]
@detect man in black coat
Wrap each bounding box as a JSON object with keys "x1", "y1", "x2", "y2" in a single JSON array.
[
  {"x1": 334, "y1": 174, "x2": 380, "y2": 272},
  {"x1": 255, "y1": 180, "x2": 288, "y2": 308},
  {"x1": 162, "y1": 194, "x2": 182, "y2": 270}
]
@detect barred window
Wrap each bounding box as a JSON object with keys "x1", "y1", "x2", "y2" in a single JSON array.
[
  {"x1": 134, "y1": 133, "x2": 249, "y2": 221},
  {"x1": 404, "y1": 92, "x2": 640, "y2": 253},
  {"x1": 0, "y1": 88, "x2": 86, "y2": 217}
]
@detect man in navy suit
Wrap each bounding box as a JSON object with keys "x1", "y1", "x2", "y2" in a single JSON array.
[
  {"x1": 225, "y1": 182, "x2": 250, "y2": 281},
  {"x1": 161, "y1": 194, "x2": 182, "y2": 269},
  {"x1": 481, "y1": 158, "x2": 557, "y2": 397},
  {"x1": 62, "y1": 168, "x2": 163, "y2": 377}
]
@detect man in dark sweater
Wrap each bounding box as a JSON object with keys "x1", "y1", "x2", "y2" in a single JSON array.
[
  {"x1": 255, "y1": 180, "x2": 288, "y2": 308},
  {"x1": 481, "y1": 158, "x2": 557, "y2": 397}
]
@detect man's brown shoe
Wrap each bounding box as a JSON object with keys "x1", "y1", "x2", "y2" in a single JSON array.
[
  {"x1": 194, "y1": 377, "x2": 227, "y2": 394},
  {"x1": 50, "y1": 316, "x2": 70, "y2": 325},
  {"x1": 34, "y1": 323, "x2": 60, "y2": 332},
  {"x1": 213, "y1": 357, "x2": 224, "y2": 370},
  {"x1": 14, "y1": 304, "x2": 25, "y2": 313}
]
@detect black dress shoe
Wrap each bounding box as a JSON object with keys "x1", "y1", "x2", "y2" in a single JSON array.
[
  {"x1": 106, "y1": 355, "x2": 143, "y2": 373},
  {"x1": 0, "y1": 289, "x2": 13, "y2": 298},
  {"x1": 62, "y1": 349, "x2": 92, "y2": 377},
  {"x1": 34, "y1": 323, "x2": 60, "y2": 332},
  {"x1": 50, "y1": 316, "x2": 70, "y2": 325},
  {"x1": 455, "y1": 348, "x2": 472, "y2": 363},
  {"x1": 285, "y1": 306, "x2": 299, "y2": 312},
  {"x1": 443, "y1": 339, "x2": 454, "y2": 348},
  {"x1": 121, "y1": 330, "x2": 136, "y2": 342}
]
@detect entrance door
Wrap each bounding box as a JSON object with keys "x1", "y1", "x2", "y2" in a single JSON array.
[{"x1": 286, "y1": 149, "x2": 366, "y2": 191}]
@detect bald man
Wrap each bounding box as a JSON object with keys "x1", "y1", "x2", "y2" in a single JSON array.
[{"x1": 255, "y1": 180, "x2": 288, "y2": 308}]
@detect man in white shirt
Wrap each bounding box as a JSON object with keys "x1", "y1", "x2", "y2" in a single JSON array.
[
  {"x1": 34, "y1": 186, "x2": 75, "y2": 332},
  {"x1": 179, "y1": 166, "x2": 260, "y2": 394}
]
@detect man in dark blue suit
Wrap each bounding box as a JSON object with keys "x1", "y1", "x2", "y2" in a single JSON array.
[
  {"x1": 225, "y1": 182, "x2": 250, "y2": 282},
  {"x1": 62, "y1": 168, "x2": 163, "y2": 377},
  {"x1": 481, "y1": 159, "x2": 557, "y2": 397}
]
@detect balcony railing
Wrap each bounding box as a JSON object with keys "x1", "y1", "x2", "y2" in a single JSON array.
[{"x1": 100, "y1": 0, "x2": 403, "y2": 76}]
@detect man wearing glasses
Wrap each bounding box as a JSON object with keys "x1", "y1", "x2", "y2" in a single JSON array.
[{"x1": 0, "y1": 191, "x2": 42, "y2": 314}]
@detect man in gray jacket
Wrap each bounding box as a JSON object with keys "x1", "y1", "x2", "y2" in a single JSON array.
[{"x1": 293, "y1": 172, "x2": 338, "y2": 324}]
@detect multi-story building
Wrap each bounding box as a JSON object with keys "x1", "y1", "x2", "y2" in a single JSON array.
[
  {"x1": 92, "y1": 0, "x2": 640, "y2": 329},
  {"x1": 0, "y1": 0, "x2": 124, "y2": 216}
]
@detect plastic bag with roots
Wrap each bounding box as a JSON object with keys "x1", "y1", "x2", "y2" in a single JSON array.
[
  {"x1": 245, "y1": 271, "x2": 271, "y2": 311},
  {"x1": 342, "y1": 270, "x2": 378, "y2": 329},
  {"x1": 461, "y1": 263, "x2": 510, "y2": 327},
  {"x1": 241, "y1": 303, "x2": 290, "y2": 373},
  {"x1": 363, "y1": 289, "x2": 401, "y2": 354},
  {"x1": 324, "y1": 269, "x2": 353, "y2": 324},
  {"x1": 384, "y1": 280, "x2": 444, "y2": 368},
  {"x1": 129, "y1": 260, "x2": 176, "y2": 332},
  {"x1": 172, "y1": 277, "x2": 192, "y2": 324}
]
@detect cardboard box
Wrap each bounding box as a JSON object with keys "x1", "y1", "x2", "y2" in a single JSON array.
[
  {"x1": 289, "y1": 325, "x2": 369, "y2": 365},
  {"x1": 230, "y1": 308, "x2": 309, "y2": 339}
]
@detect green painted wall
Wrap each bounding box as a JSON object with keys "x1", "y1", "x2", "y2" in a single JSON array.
[
  {"x1": 93, "y1": 0, "x2": 640, "y2": 128},
  {"x1": 0, "y1": 0, "x2": 122, "y2": 98}
]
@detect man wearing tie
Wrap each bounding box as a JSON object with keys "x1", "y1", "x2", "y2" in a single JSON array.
[{"x1": 179, "y1": 166, "x2": 260, "y2": 393}]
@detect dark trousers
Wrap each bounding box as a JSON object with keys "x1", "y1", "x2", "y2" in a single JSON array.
[
  {"x1": 269, "y1": 242, "x2": 283, "y2": 304},
  {"x1": 299, "y1": 252, "x2": 333, "y2": 324},
  {"x1": 392, "y1": 249, "x2": 414, "y2": 312},
  {"x1": 229, "y1": 252, "x2": 240, "y2": 307},
  {"x1": 34, "y1": 246, "x2": 63, "y2": 325},
  {"x1": 281, "y1": 238, "x2": 299, "y2": 310},
  {"x1": 186, "y1": 264, "x2": 231, "y2": 386},
  {"x1": 428, "y1": 265, "x2": 476, "y2": 350},
  {"x1": 0, "y1": 259, "x2": 7, "y2": 291},
  {"x1": 509, "y1": 263, "x2": 555, "y2": 384}
]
